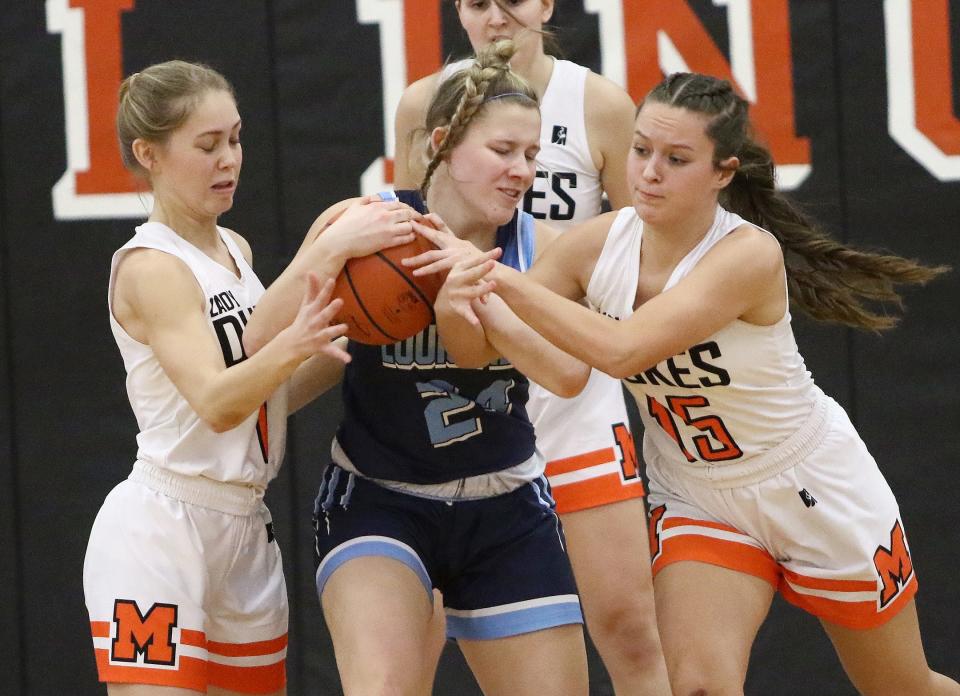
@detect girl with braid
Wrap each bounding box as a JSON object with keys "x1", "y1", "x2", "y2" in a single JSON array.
[
  {"x1": 411, "y1": 72, "x2": 960, "y2": 695},
  {"x1": 396, "y1": 5, "x2": 670, "y2": 692},
  {"x1": 243, "y1": 41, "x2": 589, "y2": 696}
]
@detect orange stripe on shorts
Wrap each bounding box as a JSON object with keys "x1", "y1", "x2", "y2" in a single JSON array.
[
  {"x1": 651, "y1": 530, "x2": 780, "y2": 587},
  {"x1": 209, "y1": 659, "x2": 286, "y2": 694},
  {"x1": 208, "y1": 634, "x2": 288, "y2": 657},
  {"x1": 551, "y1": 472, "x2": 645, "y2": 514},
  {"x1": 94, "y1": 649, "x2": 206, "y2": 691},
  {"x1": 780, "y1": 573, "x2": 918, "y2": 630},
  {"x1": 545, "y1": 447, "x2": 617, "y2": 477}
]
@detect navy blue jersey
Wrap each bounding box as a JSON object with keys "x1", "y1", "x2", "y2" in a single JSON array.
[{"x1": 335, "y1": 190, "x2": 538, "y2": 484}]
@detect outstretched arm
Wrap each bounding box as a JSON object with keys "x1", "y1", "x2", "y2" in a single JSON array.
[
  {"x1": 490, "y1": 224, "x2": 786, "y2": 378},
  {"x1": 243, "y1": 195, "x2": 419, "y2": 354},
  {"x1": 286, "y1": 337, "x2": 349, "y2": 413},
  {"x1": 115, "y1": 245, "x2": 347, "y2": 432}
]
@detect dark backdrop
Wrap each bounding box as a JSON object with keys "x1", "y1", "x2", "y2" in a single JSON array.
[{"x1": 1, "y1": 1, "x2": 957, "y2": 694}]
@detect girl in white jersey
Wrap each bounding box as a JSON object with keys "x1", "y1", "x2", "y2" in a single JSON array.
[
  {"x1": 415, "y1": 72, "x2": 960, "y2": 695},
  {"x1": 394, "y1": 3, "x2": 669, "y2": 693},
  {"x1": 82, "y1": 61, "x2": 375, "y2": 696}
]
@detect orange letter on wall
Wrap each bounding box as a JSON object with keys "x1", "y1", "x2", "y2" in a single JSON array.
[
  {"x1": 911, "y1": 0, "x2": 960, "y2": 156},
  {"x1": 71, "y1": 0, "x2": 136, "y2": 195},
  {"x1": 48, "y1": 0, "x2": 145, "y2": 218},
  {"x1": 620, "y1": 0, "x2": 810, "y2": 184}
]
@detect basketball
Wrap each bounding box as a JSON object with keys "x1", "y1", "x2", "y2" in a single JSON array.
[{"x1": 325, "y1": 209, "x2": 446, "y2": 345}]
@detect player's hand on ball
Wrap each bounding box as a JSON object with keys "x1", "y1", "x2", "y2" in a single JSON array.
[
  {"x1": 404, "y1": 214, "x2": 499, "y2": 277},
  {"x1": 285, "y1": 273, "x2": 351, "y2": 363},
  {"x1": 315, "y1": 195, "x2": 418, "y2": 260}
]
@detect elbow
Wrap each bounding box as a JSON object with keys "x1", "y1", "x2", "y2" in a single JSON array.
[
  {"x1": 555, "y1": 369, "x2": 590, "y2": 399},
  {"x1": 543, "y1": 363, "x2": 590, "y2": 399},
  {"x1": 196, "y1": 404, "x2": 248, "y2": 433},
  {"x1": 207, "y1": 419, "x2": 237, "y2": 434},
  {"x1": 203, "y1": 414, "x2": 244, "y2": 434},
  {"x1": 598, "y1": 348, "x2": 640, "y2": 381},
  {"x1": 552, "y1": 382, "x2": 582, "y2": 399}
]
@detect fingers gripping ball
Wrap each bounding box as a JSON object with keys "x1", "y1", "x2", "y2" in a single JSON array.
[{"x1": 324, "y1": 210, "x2": 445, "y2": 345}]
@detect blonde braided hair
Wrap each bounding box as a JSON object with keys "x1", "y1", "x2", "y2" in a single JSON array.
[{"x1": 419, "y1": 39, "x2": 537, "y2": 197}]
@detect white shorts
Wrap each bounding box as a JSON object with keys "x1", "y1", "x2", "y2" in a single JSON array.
[
  {"x1": 530, "y1": 369, "x2": 645, "y2": 513},
  {"x1": 83, "y1": 461, "x2": 288, "y2": 692},
  {"x1": 646, "y1": 399, "x2": 918, "y2": 630}
]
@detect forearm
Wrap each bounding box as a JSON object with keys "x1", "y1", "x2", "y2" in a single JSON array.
[
  {"x1": 476, "y1": 294, "x2": 589, "y2": 397},
  {"x1": 493, "y1": 265, "x2": 633, "y2": 378},
  {"x1": 435, "y1": 301, "x2": 499, "y2": 368},
  {"x1": 195, "y1": 328, "x2": 306, "y2": 431},
  {"x1": 245, "y1": 242, "x2": 346, "y2": 354},
  {"x1": 287, "y1": 339, "x2": 348, "y2": 413}
]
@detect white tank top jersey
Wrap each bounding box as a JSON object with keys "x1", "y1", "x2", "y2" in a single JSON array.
[
  {"x1": 587, "y1": 206, "x2": 823, "y2": 481},
  {"x1": 107, "y1": 222, "x2": 288, "y2": 490},
  {"x1": 439, "y1": 58, "x2": 602, "y2": 229}
]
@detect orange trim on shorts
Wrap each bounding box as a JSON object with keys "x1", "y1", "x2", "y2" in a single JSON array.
[
  {"x1": 90, "y1": 622, "x2": 287, "y2": 694},
  {"x1": 207, "y1": 634, "x2": 288, "y2": 657},
  {"x1": 180, "y1": 628, "x2": 206, "y2": 647},
  {"x1": 649, "y1": 517, "x2": 921, "y2": 630},
  {"x1": 94, "y1": 649, "x2": 206, "y2": 691},
  {"x1": 209, "y1": 660, "x2": 286, "y2": 694},
  {"x1": 782, "y1": 567, "x2": 877, "y2": 593},
  {"x1": 546, "y1": 447, "x2": 645, "y2": 514},
  {"x1": 780, "y1": 569, "x2": 919, "y2": 630},
  {"x1": 651, "y1": 531, "x2": 781, "y2": 587},
  {"x1": 546, "y1": 447, "x2": 617, "y2": 476}
]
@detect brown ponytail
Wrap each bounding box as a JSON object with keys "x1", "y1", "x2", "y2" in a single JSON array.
[{"x1": 644, "y1": 72, "x2": 949, "y2": 331}]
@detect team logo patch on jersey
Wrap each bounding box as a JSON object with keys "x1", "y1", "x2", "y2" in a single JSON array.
[
  {"x1": 551, "y1": 125, "x2": 567, "y2": 145},
  {"x1": 798, "y1": 488, "x2": 818, "y2": 508}
]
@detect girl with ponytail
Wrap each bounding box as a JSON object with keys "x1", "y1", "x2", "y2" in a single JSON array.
[{"x1": 413, "y1": 71, "x2": 959, "y2": 695}]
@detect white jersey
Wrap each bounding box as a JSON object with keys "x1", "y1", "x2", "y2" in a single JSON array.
[
  {"x1": 587, "y1": 206, "x2": 822, "y2": 484},
  {"x1": 108, "y1": 221, "x2": 288, "y2": 490},
  {"x1": 441, "y1": 58, "x2": 602, "y2": 228}
]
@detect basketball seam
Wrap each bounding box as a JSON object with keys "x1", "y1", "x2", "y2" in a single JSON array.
[
  {"x1": 374, "y1": 251, "x2": 437, "y2": 326},
  {"x1": 344, "y1": 264, "x2": 402, "y2": 343}
]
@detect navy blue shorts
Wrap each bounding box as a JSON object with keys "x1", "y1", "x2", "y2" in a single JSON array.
[{"x1": 313, "y1": 465, "x2": 583, "y2": 640}]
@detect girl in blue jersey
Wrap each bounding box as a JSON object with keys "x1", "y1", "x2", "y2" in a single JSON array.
[
  {"x1": 396, "y1": 6, "x2": 670, "y2": 693},
  {"x1": 244, "y1": 41, "x2": 590, "y2": 696}
]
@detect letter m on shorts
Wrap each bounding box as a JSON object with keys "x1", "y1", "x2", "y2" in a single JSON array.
[
  {"x1": 111, "y1": 599, "x2": 178, "y2": 665},
  {"x1": 873, "y1": 520, "x2": 914, "y2": 609}
]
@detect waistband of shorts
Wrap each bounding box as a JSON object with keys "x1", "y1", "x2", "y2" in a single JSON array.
[
  {"x1": 675, "y1": 391, "x2": 832, "y2": 488},
  {"x1": 330, "y1": 438, "x2": 544, "y2": 500},
  {"x1": 128, "y1": 460, "x2": 265, "y2": 515}
]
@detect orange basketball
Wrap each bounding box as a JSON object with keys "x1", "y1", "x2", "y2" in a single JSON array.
[{"x1": 323, "y1": 208, "x2": 445, "y2": 345}]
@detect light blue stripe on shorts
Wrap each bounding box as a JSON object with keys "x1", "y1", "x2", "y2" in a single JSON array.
[
  {"x1": 315, "y1": 535, "x2": 432, "y2": 600},
  {"x1": 445, "y1": 594, "x2": 583, "y2": 640}
]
